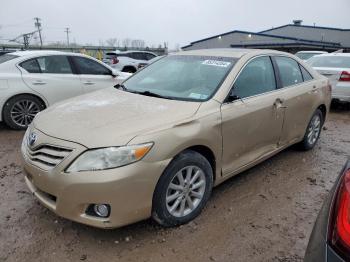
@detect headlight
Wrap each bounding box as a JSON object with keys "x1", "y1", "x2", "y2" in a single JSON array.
[{"x1": 66, "y1": 143, "x2": 153, "y2": 173}]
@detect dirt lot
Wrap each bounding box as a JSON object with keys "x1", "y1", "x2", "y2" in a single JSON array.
[{"x1": 0, "y1": 106, "x2": 349, "y2": 262}]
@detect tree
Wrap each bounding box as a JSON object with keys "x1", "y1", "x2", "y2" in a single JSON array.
[
  {"x1": 131, "y1": 39, "x2": 145, "y2": 48},
  {"x1": 122, "y1": 38, "x2": 131, "y2": 47},
  {"x1": 106, "y1": 38, "x2": 119, "y2": 47}
]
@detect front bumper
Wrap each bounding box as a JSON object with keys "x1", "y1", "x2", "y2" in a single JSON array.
[{"x1": 21, "y1": 128, "x2": 170, "y2": 228}]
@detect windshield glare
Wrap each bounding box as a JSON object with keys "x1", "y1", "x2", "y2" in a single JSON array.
[
  {"x1": 308, "y1": 56, "x2": 350, "y2": 68},
  {"x1": 122, "y1": 55, "x2": 237, "y2": 101}
]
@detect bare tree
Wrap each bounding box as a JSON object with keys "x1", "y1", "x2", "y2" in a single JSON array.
[
  {"x1": 174, "y1": 43, "x2": 181, "y2": 51},
  {"x1": 131, "y1": 39, "x2": 145, "y2": 48},
  {"x1": 106, "y1": 38, "x2": 119, "y2": 47},
  {"x1": 122, "y1": 38, "x2": 131, "y2": 47}
]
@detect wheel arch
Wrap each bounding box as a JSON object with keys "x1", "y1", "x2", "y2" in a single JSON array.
[
  {"x1": 1, "y1": 93, "x2": 47, "y2": 121},
  {"x1": 317, "y1": 104, "x2": 327, "y2": 124}
]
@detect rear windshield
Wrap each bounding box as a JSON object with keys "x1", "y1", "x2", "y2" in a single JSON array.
[
  {"x1": 0, "y1": 54, "x2": 19, "y2": 64},
  {"x1": 308, "y1": 56, "x2": 350, "y2": 68},
  {"x1": 104, "y1": 53, "x2": 127, "y2": 59},
  {"x1": 104, "y1": 53, "x2": 118, "y2": 59}
]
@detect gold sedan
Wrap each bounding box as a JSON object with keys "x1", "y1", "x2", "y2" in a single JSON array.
[{"x1": 21, "y1": 49, "x2": 331, "y2": 228}]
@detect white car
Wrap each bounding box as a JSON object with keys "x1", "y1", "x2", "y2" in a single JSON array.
[
  {"x1": 308, "y1": 53, "x2": 350, "y2": 102},
  {"x1": 102, "y1": 50, "x2": 157, "y2": 73},
  {"x1": 295, "y1": 51, "x2": 328, "y2": 61},
  {"x1": 0, "y1": 50, "x2": 131, "y2": 129}
]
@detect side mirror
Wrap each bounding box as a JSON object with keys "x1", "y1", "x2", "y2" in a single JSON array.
[{"x1": 225, "y1": 89, "x2": 241, "y2": 103}]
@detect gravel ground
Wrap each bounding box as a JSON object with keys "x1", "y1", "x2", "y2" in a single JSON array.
[{"x1": 0, "y1": 105, "x2": 349, "y2": 262}]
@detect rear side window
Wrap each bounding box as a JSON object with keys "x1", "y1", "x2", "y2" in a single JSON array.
[
  {"x1": 20, "y1": 59, "x2": 41, "y2": 73},
  {"x1": 300, "y1": 65, "x2": 313, "y2": 81},
  {"x1": 0, "y1": 54, "x2": 19, "y2": 64},
  {"x1": 145, "y1": 53, "x2": 156, "y2": 61},
  {"x1": 36, "y1": 56, "x2": 72, "y2": 74},
  {"x1": 72, "y1": 56, "x2": 111, "y2": 75},
  {"x1": 234, "y1": 56, "x2": 276, "y2": 99},
  {"x1": 275, "y1": 57, "x2": 303, "y2": 87}
]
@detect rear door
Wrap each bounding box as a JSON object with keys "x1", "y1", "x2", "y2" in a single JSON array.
[
  {"x1": 221, "y1": 56, "x2": 284, "y2": 175},
  {"x1": 19, "y1": 55, "x2": 82, "y2": 105},
  {"x1": 272, "y1": 56, "x2": 317, "y2": 145},
  {"x1": 70, "y1": 56, "x2": 117, "y2": 93}
]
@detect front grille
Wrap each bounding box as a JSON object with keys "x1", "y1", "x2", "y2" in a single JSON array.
[{"x1": 26, "y1": 144, "x2": 72, "y2": 171}]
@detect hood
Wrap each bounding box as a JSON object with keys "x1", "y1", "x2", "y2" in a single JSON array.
[{"x1": 34, "y1": 88, "x2": 201, "y2": 148}]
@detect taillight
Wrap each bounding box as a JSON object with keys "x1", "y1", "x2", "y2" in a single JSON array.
[
  {"x1": 329, "y1": 167, "x2": 350, "y2": 259},
  {"x1": 112, "y1": 58, "x2": 119, "y2": 64},
  {"x1": 339, "y1": 71, "x2": 350, "y2": 82}
]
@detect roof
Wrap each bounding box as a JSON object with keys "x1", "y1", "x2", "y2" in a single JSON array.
[
  {"x1": 296, "y1": 51, "x2": 328, "y2": 54},
  {"x1": 260, "y1": 24, "x2": 350, "y2": 34},
  {"x1": 176, "y1": 48, "x2": 287, "y2": 58},
  {"x1": 11, "y1": 50, "x2": 66, "y2": 56},
  {"x1": 182, "y1": 30, "x2": 341, "y2": 49},
  {"x1": 230, "y1": 42, "x2": 345, "y2": 49}
]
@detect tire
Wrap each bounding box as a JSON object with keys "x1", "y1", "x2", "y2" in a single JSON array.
[
  {"x1": 298, "y1": 109, "x2": 323, "y2": 151},
  {"x1": 3, "y1": 95, "x2": 45, "y2": 130},
  {"x1": 152, "y1": 150, "x2": 213, "y2": 227}
]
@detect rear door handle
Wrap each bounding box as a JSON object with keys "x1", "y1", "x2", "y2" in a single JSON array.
[
  {"x1": 32, "y1": 80, "x2": 46, "y2": 85},
  {"x1": 83, "y1": 81, "x2": 95, "y2": 85}
]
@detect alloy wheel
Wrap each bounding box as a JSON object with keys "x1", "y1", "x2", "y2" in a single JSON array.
[
  {"x1": 10, "y1": 99, "x2": 40, "y2": 128},
  {"x1": 307, "y1": 114, "x2": 321, "y2": 146},
  {"x1": 166, "y1": 166, "x2": 206, "y2": 218}
]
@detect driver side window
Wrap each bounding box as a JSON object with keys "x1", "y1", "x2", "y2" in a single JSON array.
[{"x1": 234, "y1": 56, "x2": 276, "y2": 99}]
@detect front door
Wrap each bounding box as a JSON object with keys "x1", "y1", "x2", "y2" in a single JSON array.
[
  {"x1": 70, "y1": 56, "x2": 116, "y2": 93},
  {"x1": 221, "y1": 56, "x2": 285, "y2": 176}
]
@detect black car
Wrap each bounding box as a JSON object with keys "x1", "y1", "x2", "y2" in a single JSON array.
[{"x1": 305, "y1": 160, "x2": 350, "y2": 261}]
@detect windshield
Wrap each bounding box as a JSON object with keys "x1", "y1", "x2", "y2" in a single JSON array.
[
  {"x1": 122, "y1": 55, "x2": 237, "y2": 101},
  {"x1": 308, "y1": 56, "x2": 350, "y2": 68},
  {"x1": 295, "y1": 52, "x2": 323, "y2": 60},
  {"x1": 0, "y1": 54, "x2": 19, "y2": 64}
]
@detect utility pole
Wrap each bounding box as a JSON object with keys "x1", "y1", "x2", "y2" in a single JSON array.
[
  {"x1": 64, "y1": 27, "x2": 70, "y2": 47},
  {"x1": 34, "y1": 17, "x2": 43, "y2": 47}
]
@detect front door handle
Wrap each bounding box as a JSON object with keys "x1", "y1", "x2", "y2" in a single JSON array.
[
  {"x1": 32, "y1": 80, "x2": 46, "y2": 85},
  {"x1": 274, "y1": 98, "x2": 287, "y2": 109},
  {"x1": 83, "y1": 81, "x2": 95, "y2": 85}
]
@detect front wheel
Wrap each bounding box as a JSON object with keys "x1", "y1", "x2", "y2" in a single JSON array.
[
  {"x1": 299, "y1": 109, "x2": 323, "y2": 150},
  {"x1": 152, "y1": 150, "x2": 213, "y2": 227}
]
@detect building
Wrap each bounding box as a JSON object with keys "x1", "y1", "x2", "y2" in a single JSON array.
[{"x1": 182, "y1": 20, "x2": 350, "y2": 53}]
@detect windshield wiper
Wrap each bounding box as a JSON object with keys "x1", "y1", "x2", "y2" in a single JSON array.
[{"x1": 131, "y1": 90, "x2": 174, "y2": 100}]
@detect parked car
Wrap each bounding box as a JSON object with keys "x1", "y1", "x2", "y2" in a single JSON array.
[
  {"x1": 304, "y1": 160, "x2": 350, "y2": 262},
  {"x1": 21, "y1": 49, "x2": 331, "y2": 229},
  {"x1": 295, "y1": 51, "x2": 328, "y2": 61},
  {"x1": 0, "y1": 50, "x2": 131, "y2": 129},
  {"x1": 308, "y1": 53, "x2": 350, "y2": 103},
  {"x1": 102, "y1": 50, "x2": 157, "y2": 73}
]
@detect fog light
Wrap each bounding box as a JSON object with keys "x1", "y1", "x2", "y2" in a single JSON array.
[{"x1": 93, "y1": 204, "x2": 110, "y2": 218}]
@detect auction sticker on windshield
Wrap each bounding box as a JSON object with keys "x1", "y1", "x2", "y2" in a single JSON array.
[{"x1": 202, "y1": 60, "x2": 231, "y2": 67}]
